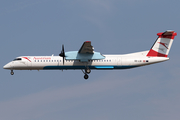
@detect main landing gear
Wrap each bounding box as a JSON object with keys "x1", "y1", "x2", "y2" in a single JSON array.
[
  {"x1": 84, "y1": 74, "x2": 89, "y2": 79},
  {"x1": 10, "y1": 70, "x2": 14, "y2": 75},
  {"x1": 82, "y1": 68, "x2": 91, "y2": 80}
]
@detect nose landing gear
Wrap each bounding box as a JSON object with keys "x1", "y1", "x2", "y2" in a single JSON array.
[{"x1": 10, "y1": 70, "x2": 14, "y2": 75}]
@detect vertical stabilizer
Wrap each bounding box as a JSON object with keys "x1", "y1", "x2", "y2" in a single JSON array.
[{"x1": 147, "y1": 30, "x2": 177, "y2": 57}]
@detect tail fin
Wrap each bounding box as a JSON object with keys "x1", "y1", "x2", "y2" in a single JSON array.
[{"x1": 147, "y1": 30, "x2": 177, "y2": 57}]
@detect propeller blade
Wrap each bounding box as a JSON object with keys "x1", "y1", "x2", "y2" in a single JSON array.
[
  {"x1": 59, "y1": 44, "x2": 65, "y2": 65},
  {"x1": 59, "y1": 45, "x2": 64, "y2": 57},
  {"x1": 63, "y1": 56, "x2": 64, "y2": 65},
  {"x1": 62, "y1": 44, "x2": 64, "y2": 54}
]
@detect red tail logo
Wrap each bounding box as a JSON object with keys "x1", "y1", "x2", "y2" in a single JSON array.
[{"x1": 158, "y1": 42, "x2": 168, "y2": 49}]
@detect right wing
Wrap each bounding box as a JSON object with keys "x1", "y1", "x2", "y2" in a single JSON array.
[{"x1": 78, "y1": 41, "x2": 94, "y2": 54}]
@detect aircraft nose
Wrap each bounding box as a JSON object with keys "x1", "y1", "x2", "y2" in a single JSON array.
[{"x1": 3, "y1": 63, "x2": 13, "y2": 69}]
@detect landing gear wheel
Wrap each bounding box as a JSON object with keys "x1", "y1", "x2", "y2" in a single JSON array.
[
  {"x1": 85, "y1": 69, "x2": 91, "y2": 74},
  {"x1": 10, "y1": 70, "x2": 14, "y2": 75},
  {"x1": 84, "y1": 74, "x2": 89, "y2": 79},
  {"x1": 81, "y1": 68, "x2": 91, "y2": 80}
]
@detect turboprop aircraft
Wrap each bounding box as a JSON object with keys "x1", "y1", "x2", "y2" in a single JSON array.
[{"x1": 3, "y1": 30, "x2": 177, "y2": 79}]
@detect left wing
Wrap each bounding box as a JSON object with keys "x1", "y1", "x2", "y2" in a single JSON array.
[{"x1": 78, "y1": 41, "x2": 94, "y2": 54}]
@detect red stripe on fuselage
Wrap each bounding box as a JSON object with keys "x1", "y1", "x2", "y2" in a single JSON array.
[{"x1": 22, "y1": 57, "x2": 31, "y2": 62}]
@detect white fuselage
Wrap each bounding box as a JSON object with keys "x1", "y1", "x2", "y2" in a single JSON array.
[
  {"x1": 3, "y1": 51, "x2": 169, "y2": 70},
  {"x1": 3, "y1": 30, "x2": 176, "y2": 79}
]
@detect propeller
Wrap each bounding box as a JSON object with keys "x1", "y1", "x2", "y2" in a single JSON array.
[{"x1": 59, "y1": 44, "x2": 65, "y2": 65}]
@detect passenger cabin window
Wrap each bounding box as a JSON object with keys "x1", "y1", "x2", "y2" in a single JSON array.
[{"x1": 13, "y1": 58, "x2": 22, "y2": 61}]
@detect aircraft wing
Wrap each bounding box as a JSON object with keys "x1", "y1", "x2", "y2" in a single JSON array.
[
  {"x1": 78, "y1": 41, "x2": 94, "y2": 54},
  {"x1": 65, "y1": 41, "x2": 105, "y2": 62}
]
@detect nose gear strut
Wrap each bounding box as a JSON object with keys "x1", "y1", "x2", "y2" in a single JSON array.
[{"x1": 11, "y1": 70, "x2": 14, "y2": 75}]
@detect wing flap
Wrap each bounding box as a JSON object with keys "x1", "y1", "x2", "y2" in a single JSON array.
[
  {"x1": 65, "y1": 51, "x2": 105, "y2": 62},
  {"x1": 65, "y1": 41, "x2": 105, "y2": 62}
]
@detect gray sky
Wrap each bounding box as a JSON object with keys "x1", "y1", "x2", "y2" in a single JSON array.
[{"x1": 1, "y1": 0, "x2": 180, "y2": 120}]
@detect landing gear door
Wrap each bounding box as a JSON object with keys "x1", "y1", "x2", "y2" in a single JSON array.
[{"x1": 117, "y1": 57, "x2": 121, "y2": 65}]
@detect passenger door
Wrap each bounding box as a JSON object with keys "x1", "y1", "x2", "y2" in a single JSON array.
[{"x1": 117, "y1": 57, "x2": 121, "y2": 65}]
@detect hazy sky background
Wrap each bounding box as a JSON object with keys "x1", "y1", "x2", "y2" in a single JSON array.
[{"x1": 1, "y1": 0, "x2": 180, "y2": 120}]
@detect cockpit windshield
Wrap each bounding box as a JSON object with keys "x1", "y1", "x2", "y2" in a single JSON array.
[{"x1": 13, "y1": 58, "x2": 22, "y2": 61}]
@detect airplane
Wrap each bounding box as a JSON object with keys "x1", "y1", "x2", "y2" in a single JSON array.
[{"x1": 3, "y1": 30, "x2": 177, "y2": 79}]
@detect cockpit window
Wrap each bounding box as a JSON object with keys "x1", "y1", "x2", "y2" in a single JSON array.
[{"x1": 13, "y1": 58, "x2": 22, "y2": 61}]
